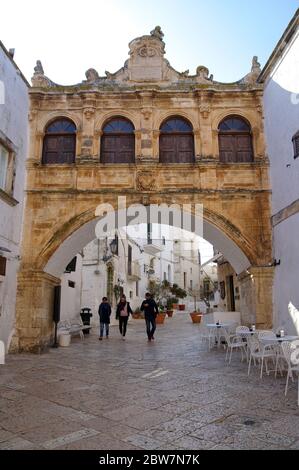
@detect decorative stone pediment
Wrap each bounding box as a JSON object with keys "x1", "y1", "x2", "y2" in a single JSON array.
[{"x1": 31, "y1": 28, "x2": 262, "y2": 91}]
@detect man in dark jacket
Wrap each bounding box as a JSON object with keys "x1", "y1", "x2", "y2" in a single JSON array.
[
  {"x1": 98, "y1": 297, "x2": 111, "y2": 340},
  {"x1": 140, "y1": 292, "x2": 159, "y2": 341}
]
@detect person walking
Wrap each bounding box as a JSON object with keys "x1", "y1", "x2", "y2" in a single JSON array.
[
  {"x1": 140, "y1": 292, "x2": 159, "y2": 341},
  {"x1": 116, "y1": 294, "x2": 132, "y2": 340},
  {"x1": 98, "y1": 297, "x2": 111, "y2": 340}
]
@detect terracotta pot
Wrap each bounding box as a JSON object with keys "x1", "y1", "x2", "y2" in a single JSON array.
[
  {"x1": 172, "y1": 304, "x2": 179, "y2": 310},
  {"x1": 132, "y1": 312, "x2": 142, "y2": 319},
  {"x1": 166, "y1": 310, "x2": 173, "y2": 317},
  {"x1": 178, "y1": 304, "x2": 185, "y2": 311},
  {"x1": 156, "y1": 313, "x2": 166, "y2": 324},
  {"x1": 190, "y1": 312, "x2": 202, "y2": 323}
]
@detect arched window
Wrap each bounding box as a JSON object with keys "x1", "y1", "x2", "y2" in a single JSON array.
[
  {"x1": 218, "y1": 116, "x2": 253, "y2": 163},
  {"x1": 159, "y1": 117, "x2": 194, "y2": 163},
  {"x1": 42, "y1": 118, "x2": 76, "y2": 164},
  {"x1": 101, "y1": 118, "x2": 135, "y2": 163},
  {"x1": 292, "y1": 131, "x2": 299, "y2": 159}
]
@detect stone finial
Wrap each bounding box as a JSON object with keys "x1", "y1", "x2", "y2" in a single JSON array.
[
  {"x1": 31, "y1": 60, "x2": 51, "y2": 87},
  {"x1": 34, "y1": 60, "x2": 44, "y2": 75},
  {"x1": 150, "y1": 26, "x2": 164, "y2": 41},
  {"x1": 85, "y1": 68, "x2": 100, "y2": 83},
  {"x1": 251, "y1": 56, "x2": 261, "y2": 74},
  {"x1": 241, "y1": 56, "x2": 262, "y2": 85}
]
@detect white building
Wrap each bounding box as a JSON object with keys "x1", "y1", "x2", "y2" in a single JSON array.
[
  {"x1": 260, "y1": 9, "x2": 299, "y2": 334},
  {"x1": 0, "y1": 43, "x2": 29, "y2": 350},
  {"x1": 60, "y1": 224, "x2": 203, "y2": 324}
]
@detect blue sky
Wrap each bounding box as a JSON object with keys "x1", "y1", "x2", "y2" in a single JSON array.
[{"x1": 1, "y1": 0, "x2": 298, "y2": 84}]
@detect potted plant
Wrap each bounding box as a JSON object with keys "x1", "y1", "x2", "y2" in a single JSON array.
[
  {"x1": 132, "y1": 307, "x2": 142, "y2": 319},
  {"x1": 170, "y1": 284, "x2": 187, "y2": 310},
  {"x1": 156, "y1": 306, "x2": 166, "y2": 324},
  {"x1": 190, "y1": 311, "x2": 202, "y2": 323},
  {"x1": 166, "y1": 297, "x2": 177, "y2": 317}
]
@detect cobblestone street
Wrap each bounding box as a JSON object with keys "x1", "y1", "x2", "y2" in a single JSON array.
[{"x1": 0, "y1": 313, "x2": 299, "y2": 450}]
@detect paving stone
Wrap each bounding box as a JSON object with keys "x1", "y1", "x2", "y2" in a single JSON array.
[
  {"x1": 1, "y1": 315, "x2": 299, "y2": 450},
  {"x1": 0, "y1": 437, "x2": 36, "y2": 450},
  {"x1": 42, "y1": 428, "x2": 100, "y2": 449}
]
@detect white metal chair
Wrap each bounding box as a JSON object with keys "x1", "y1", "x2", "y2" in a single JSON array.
[
  {"x1": 281, "y1": 341, "x2": 299, "y2": 406},
  {"x1": 199, "y1": 325, "x2": 216, "y2": 350},
  {"x1": 247, "y1": 335, "x2": 277, "y2": 379},
  {"x1": 223, "y1": 329, "x2": 247, "y2": 364}
]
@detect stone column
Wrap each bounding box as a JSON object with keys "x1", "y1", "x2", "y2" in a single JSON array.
[
  {"x1": 238, "y1": 266, "x2": 274, "y2": 328},
  {"x1": 11, "y1": 270, "x2": 60, "y2": 353}
]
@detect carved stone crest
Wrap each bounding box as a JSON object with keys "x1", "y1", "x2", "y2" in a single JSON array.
[
  {"x1": 136, "y1": 171, "x2": 157, "y2": 191},
  {"x1": 138, "y1": 46, "x2": 156, "y2": 57},
  {"x1": 200, "y1": 104, "x2": 211, "y2": 119}
]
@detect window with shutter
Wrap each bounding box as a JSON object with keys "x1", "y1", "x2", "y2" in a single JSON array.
[
  {"x1": 218, "y1": 116, "x2": 253, "y2": 163},
  {"x1": 101, "y1": 118, "x2": 135, "y2": 163},
  {"x1": 159, "y1": 117, "x2": 194, "y2": 163},
  {"x1": 42, "y1": 119, "x2": 76, "y2": 164}
]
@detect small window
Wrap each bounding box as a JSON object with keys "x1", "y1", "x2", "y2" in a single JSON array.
[
  {"x1": 293, "y1": 131, "x2": 299, "y2": 159},
  {"x1": 162, "y1": 236, "x2": 166, "y2": 245},
  {"x1": 65, "y1": 257, "x2": 77, "y2": 273},
  {"x1": 68, "y1": 280, "x2": 75, "y2": 288},
  {"x1": 147, "y1": 223, "x2": 152, "y2": 244},
  {"x1": 0, "y1": 256, "x2": 7, "y2": 276},
  {"x1": 136, "y1": 281, "x2": 139, "y2": 296},
  {"x1": 129, "y1": 290, "x2": 133, "y2": 299},
  {"x1": 0, "y1": 141, "x2": 15, "y2": 196},
  {"x1": 128, "y1": 245, "x2": 132, "y2": 275}
]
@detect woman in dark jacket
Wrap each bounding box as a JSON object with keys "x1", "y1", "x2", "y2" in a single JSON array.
[
  {"x1": 98, "y1": 297, "x2": 111, "y2": 340},
  {"x1": 116, "y1": 294, "x2": 132, "y2": 340}
]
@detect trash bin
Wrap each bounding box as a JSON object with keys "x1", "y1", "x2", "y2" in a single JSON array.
[
  {"x1": 80, "y1": 307, "x2": 92, "y2": 334},
  {"x1": 59, "y1": 332, "x2": 71, "y2": 347}
]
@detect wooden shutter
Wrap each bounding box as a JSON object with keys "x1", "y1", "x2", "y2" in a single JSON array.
[
  {"x1": 43, "y1": 135, "x2": 75, "y2": 164},
  {"x1": 160, "y1": 134, "x2": 194, "y2": 163},
  {"x1": 219, "y1": 134, "x2": 253, "y2": 162},
  {"x1": 219, "y1": 135, "x2": 236, "y2": 162},
  {"x1": 236, "y1": 135, "x2": 253, "y2": 162},
  {"x1": 101, "y1": 134, "x2": 135, "y2": 163}
]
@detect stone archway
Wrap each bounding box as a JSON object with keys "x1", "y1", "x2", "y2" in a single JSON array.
[{"x1": 12, "y1": 192, "x2": 273, "y2": 352}]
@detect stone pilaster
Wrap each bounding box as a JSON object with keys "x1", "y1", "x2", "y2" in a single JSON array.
[
  {"x1": 238, "y1": 266, "x2": 274, "y2": 328},
  {"x1": 11, "y1": 270, "x2": 60, "y2": 353}
]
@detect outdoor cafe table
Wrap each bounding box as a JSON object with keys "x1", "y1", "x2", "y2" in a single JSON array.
[
  {"x1": 259, "y1": 335, "x2": 299, "y2": 344},
  {"x1": 206, "y1": 322, "x2": 235, "y2": 348}
]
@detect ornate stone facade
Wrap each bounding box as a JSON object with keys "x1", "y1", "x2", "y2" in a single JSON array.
[{"x1": 13, "y1": 28, "x2": 273, "y2": 352}]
